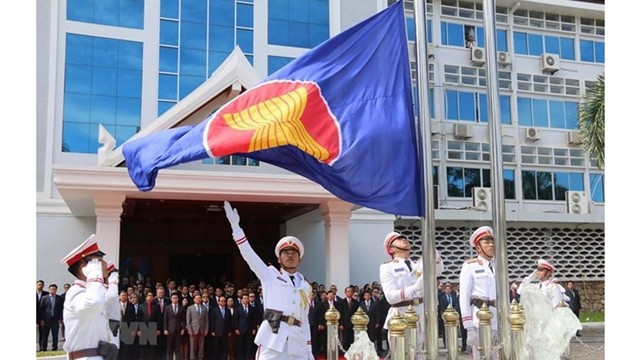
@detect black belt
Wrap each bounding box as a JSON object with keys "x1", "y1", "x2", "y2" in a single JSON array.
[
  {"x1": 280, "y1": 315, "x2": 301, "y2": 327},
  {"x1": 471, "y1": 298, "x2": 496, "y2": 308},
  {"x1": 391, "y1": 298, "x2": 423, "y2": 308},
  {"x1": 68, "y1": 347, "x2": 101, "y2": 360}
]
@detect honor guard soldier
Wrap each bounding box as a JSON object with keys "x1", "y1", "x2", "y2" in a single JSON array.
[
  {"x1": 459, "y1": 226, "x2": 498, "y2": 360},
  {"x1": 60, "y1": 234, "x2": 119, "y2": 360},
  {"x1": 223, "y1": 201, "x2": 314, "y2": 360},
  {"x1": 379, "y1": 232, "x2": 444, "y2": 358},
  {"x1": 519, "y1": 259, "x2": 565, "y2": 307},
  {"x1": 104, "y1": 261, "x2": 121, "y2": 352}
]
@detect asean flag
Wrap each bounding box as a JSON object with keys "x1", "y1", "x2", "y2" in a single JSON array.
[{"x1": 123, "y1": 1, "x2": 424, "y2": 217}]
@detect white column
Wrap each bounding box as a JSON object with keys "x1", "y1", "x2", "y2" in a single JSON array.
[
  {"x1": 320, "y1": 200, "x2": 353, "y2": 291},
  {"x1": 94, "y1": 193, "x2": 125, "y2": 265}
]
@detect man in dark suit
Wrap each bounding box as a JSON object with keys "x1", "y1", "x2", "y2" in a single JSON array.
[
  {"x1": 438, "y1": 283, "x2": 458, "y2": 348},
  {"x1": 375, "y1": 290, "x2": 390, "y2": 356},
  {"x1": 338, "y1": 286, "x2": 359, "y2": 352},
  {"x1": 36, "y1": 280, "x2": 49, "y2": 352},
  {"x1": 564, "y1": 281, "x2": 582, "y2": 336},
  {"x1": 210, "y1": 295, "x2": 232, "y2": 360},
  {"x1": 186, "y1": 294, "x2": 209, "y2": 360},
  {"x1": 154, "y1": 287, "x2": 171, "y2": 360},
  {"x1": 122, "y1": 292, "x2": 144, "y2": 360},
  {"x1": 235, "y1": 294, "x2": 257, "y2": 360},
  {"x1": 39, "y1": 284, "x2": 63, "y2": 351},
  {"x1": 308, "y1": 291, "x2": 321, "y2": 357},
  {"x1": 360, "y1": 290, "x2": 379, "y2": 346},
  {"x1": 140, "y1": 291, "x2": 160, "y2": 359},
  {"x1": 163, "y1": 293, "x2": 184, "y2": 360},
  {"x1": 318, "y1": 290, "x2": 339, "y2": 356}
]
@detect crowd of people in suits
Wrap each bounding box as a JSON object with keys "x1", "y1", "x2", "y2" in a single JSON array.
[{"x1": 36, "y1": 272, "x2": 582, "y2": 359}]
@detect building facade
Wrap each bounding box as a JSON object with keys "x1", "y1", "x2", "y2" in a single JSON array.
[{"x1": 36, "y1": 0, "x2": 604, "y2": 308}]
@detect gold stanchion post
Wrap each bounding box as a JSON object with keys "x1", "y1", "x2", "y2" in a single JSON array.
[
  {"x1": 404, "y1": 305, "x2": 419, "y2": 360},
  {"x1": 325, "y1": 303, "x2": 341, "y2": 360},
  {"x1": 507, "y1": 299, "x2": 525, "y2": 360},
  {"x1": 477, "y1": 303, "x2": 494, "y2": 359},
  {"x1": 443, "y1": 304, "x2": 460, "y2": 360},
  {"x1": 389, "y1": 308, "x2": 407, "y2": 360}
]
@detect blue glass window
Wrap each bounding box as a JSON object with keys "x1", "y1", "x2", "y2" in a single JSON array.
[
  {"x1": 66, "y1": 0, "x2": 144, "y2": 29},
  {"x1": 268, "y1": 56, "x2": 295, "y2": 75},
  {"x1": 528, "y1": 34, "x2": 543, "y2": 56},
  {"x1": 160, "y1": 20, "x2": 179, "y2": 46},
  {"x1": 182, "y1": 0, "x2": 207, "y2": 23},
  {"x1": 560, "y1": 38, "x2": 575, "y2": 60},
  {"x1": 532, "y1": 99, "x2": 548, "y2": 127},
  {"x1": 545, "y1": 36, "x2": 560, "y2": 55},
  {"x1": 441, "y1": 22, "x2": 464, "y2": 47},
  {"x1": 522, "y1": 170, "x2": 584, "y2": 200},
  {"x1": 237, "y1": 3, "x2": 254, "y2": 27},
  {"x1": 158, "y1": 74, "x2": 178, "y2": 100},
  {"x1": 447, "y1": 167, "x2": 515, "y2": 199},
  {"x1": 237, "y1": 29, "x2": 254, "y2": 54},
  {"x1": 595, "y1": 42, "x2": 605, "y2": 63},
  {"x1": 407, "y1": 17, "x2": 416, "y2": 42},
  {"x1": 496, "y1": 29, "x2": 508, "y2": 52},
  {"x1": 517, "y1": 97, "x2": 578, "y2": 129},
  {"x1": 268, "y1": 0, "x2": 329, "y2": 48},
  {"x1": 161, "y1": 0, "x2": 179, "y2": 19},
  {"x1": 179, "y1": 75, "x2": 206, "y2": 100},
  {"x1": 580, "y1": 40, "x2": 594, "y2": 62},
  {"x1": 63, "y1": 34, "x2": 142, "y2": 153},
  {"x1": 160, "y1": 47, "x2": 179, "y2": 73},
  {"x1": 179, "y1": 48, "x2": 206, "y2": 77},
  {"x1": 500, "y1": 95, "x2": 511, "y2": 124},
  {"x1": 514, "y1": 32, "x2": 528, "y2": 54},
  {"x1": 590, "y1": 174, "x2": 604, "y2": 202},
  {"x1": 181, "y1": 22, "x2": 207, "y2": 50}
]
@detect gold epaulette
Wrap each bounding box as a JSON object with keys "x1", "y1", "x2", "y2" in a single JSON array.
[{"x1": 465, "y1": 257, "x2": 479, "y2": 264}]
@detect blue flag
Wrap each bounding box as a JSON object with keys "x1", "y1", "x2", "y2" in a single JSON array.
[{"x1": 123, "y1": 1, "x2": 424, "y2": 216}]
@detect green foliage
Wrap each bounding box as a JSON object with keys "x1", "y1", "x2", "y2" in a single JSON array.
[
  {"x1": 578, "y1": 74, "x2": 605, "y2": 169},
  {"x1": 580, "y1": 310, "x2": 604, "y2": 322},
  {"x1": 36, "y1": 350, "x2": 65, "y2": 357}
]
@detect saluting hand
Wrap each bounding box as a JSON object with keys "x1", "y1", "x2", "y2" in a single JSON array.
[{"x1": 223, "y1": 201, "x2": 245, "y2": 240}]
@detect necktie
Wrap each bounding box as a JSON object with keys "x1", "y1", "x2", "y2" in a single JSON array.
[
  {"x1": 197, "y1": 305, "x2": 201, "y2": 316},
  {"x1": 366, "y1": 301, "x2": 370, "y2": 311},
  {"x1": 51, "y1": 296, "x2": 55, "y2": 316},
  {"x1": 135, "y1": 304, "x2": 138, "y2": 315},
  {"x1": 160, "y1": 301, "x2": 164, "y2": 313},
  {"x1": 405, "y1": 259, "x2": 412, "y2": 271},
  {"x1": 447, "y1": 295, "x2": 452, "y2": 305},
  {"x1": 148, "y1": 303, "x2": 152, "y2": 316},
  {"x1": 121, "y1": 303, "x2": 126, "y2": 317},
  {"x1": 488, "y1": 261, "x2": 494, "y2": 273},
  {"x1": 174, "y1": 305, "x2": 177, "y2": 313},
  {"x1": 221, "y1": 307, "x2": 225, "y2": 318},
  {"x1": 290, "y1": 275, "x2": 296, "y2": 287},
  {"x1": 244, "y1": 305, "x2": 248, "y2": 314}
]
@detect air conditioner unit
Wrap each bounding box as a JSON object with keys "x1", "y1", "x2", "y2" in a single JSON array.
[
  {"x1": 470, "y1": 46, "x2": 485, "y2": 66},
  {"x1": 541, "y1": 53, "x2": 560, "y2": 74},
  {"x1": 473, "y1": 187, "x2": 492, "y2": 212},
  {"x1": 427, "y1": 43, "x2": 436, "y2": 58},
  {"x1": 497, "y1": 51, "x2": 511, "y2": 65},
  {"x1": 568, "y1": 131, "x2": 582, "y2": 145},
  {"x1": 454, "y1": 123, "x2": 473, "y2": 139},
  {"x1": 566, "y1": 191, "x2": 589, "y2": 214},
  {"x1": 525, "y1": 127, "x2": 541, "y2": 141}
]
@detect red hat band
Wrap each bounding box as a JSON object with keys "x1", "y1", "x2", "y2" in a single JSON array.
[{"x1": 65, "y1": 243, "x2": 101, "y2": 267}]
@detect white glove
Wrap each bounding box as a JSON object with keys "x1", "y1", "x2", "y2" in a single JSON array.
[
  {"x1": 223, "y1": 201, "x2": 245, "y2": 240},
  {"x1": 108, "y1": 271, "x2": 119, "y2": 285},
  {"x1": 466, "y1": 327, "x2": 479, "y2": 347},
  {"x1": 82, "y1": 258, "x2": 103, "y2": 280},
  {"x1": 407, "y1": 274, "x2": 424, "y2": 299},
  {"x1": 522, "y1": 269, "x2": 537, "y2": 285}
]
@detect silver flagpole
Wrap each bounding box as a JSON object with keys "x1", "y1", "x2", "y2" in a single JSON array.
[
  {"x1": 481, "y1": 0, "x2": 510, "y2": 357},
  {"x1": 411, "y1": 0, "x2": 438, "y2": 359}
]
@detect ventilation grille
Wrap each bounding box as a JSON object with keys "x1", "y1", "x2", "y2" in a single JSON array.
[{"x1": 394, "y1": 223, "x2": 604, "y2": 283}]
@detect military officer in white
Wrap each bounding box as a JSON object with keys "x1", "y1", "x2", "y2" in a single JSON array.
[
  {"x1": 518, "y1": 259, "x2": 565, "y2": 307},
  {"x1": 224, "y1": 201, "x2": 314, "y2": 360},
  {"x1": 60, "y1": 234, "x2": 115, "y2": 360},
  {"x1": 104, "y1": 261, "x2": 121, "y2": 350},
  {"x1": 459, "y1": 226, "x2": 498, "y2": 360},
  {"x1": 379, "y1": 232, "x2": 444, "y2": 357}
]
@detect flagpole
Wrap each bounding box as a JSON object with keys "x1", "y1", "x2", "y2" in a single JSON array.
[
  {"x1": 481, "y1": 0, "x2": 511, "y2": 357},
  {"x1": 411, "y1": 0, "x2": 439, "y2": 358}
]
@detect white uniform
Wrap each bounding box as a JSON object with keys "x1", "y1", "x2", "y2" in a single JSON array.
[
  {"x1": 459, "y1": 256, "x2": 498, "y2": 360},
  {"x1": 63, "y1": 279, "x2": 108, "y2": 359},
  {"x1": 104, "y1": 281, "x2": 120, "y2": 348},
  {"x1": 379, "y1": 256, "x2": 443, "y2": 355},
  {"x1": 539, "y1": 279, "x2": 565, "y2": 307},
  {"x1": 234, "y1": 236, "x2": 314, "y2": 360}
]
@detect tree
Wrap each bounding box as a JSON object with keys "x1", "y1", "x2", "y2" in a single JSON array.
[{"x1": 578, "y1": 74, "x2": 604, "y2": 169}]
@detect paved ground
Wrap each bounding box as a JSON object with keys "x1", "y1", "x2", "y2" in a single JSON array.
[{"x1": 38, "y1": 323, "x2": 605, "y2": 359}]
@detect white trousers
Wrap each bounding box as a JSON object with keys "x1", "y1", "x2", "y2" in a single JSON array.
[{"x1": 256, "y1": 343, "x2": 310, "y2": 360}]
